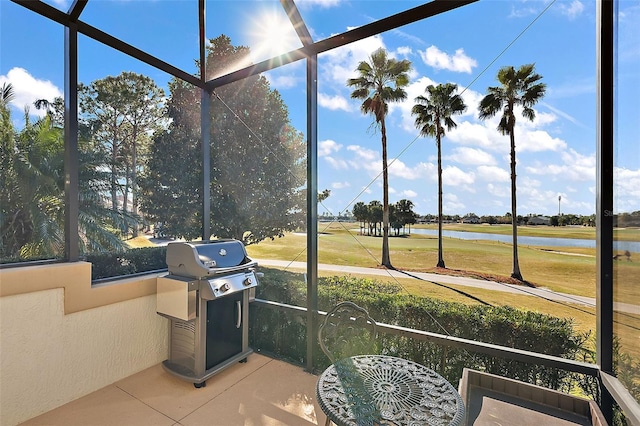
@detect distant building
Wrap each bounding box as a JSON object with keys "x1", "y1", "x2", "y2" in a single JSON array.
[
  {"x1": 529, "y1": 215, "x2": 551, "y2": 225},
  {"x1": 461, "y1": 213, "x2": 480, "y2": 224}
]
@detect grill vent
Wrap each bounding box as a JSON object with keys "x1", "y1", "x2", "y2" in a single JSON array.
[
  {"x1": 170, "y1": 319, "x2": 196, "y2": 371},
  {"x1": 174, "y1": 320, "x2": 196, "y2": 333}
]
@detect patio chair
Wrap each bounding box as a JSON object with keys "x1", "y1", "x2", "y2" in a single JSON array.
[{"x1": 318, "y1": 301, "x2": 377, "y2": 363}]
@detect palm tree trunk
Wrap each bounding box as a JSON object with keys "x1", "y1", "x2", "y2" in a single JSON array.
[
  {"x1": 510, "y1": 130, "x2": 523, "y2": 280},
  {"x1": 381, "y1": 118, "x2": 391, "y2": 268},
  {"x1": 437, "y1": 134, "x2": 445, "y2": 268}
]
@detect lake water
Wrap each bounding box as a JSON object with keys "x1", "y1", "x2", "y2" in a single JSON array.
[{"x1": 408, "y1": 228, "x2": 640, "y2": 253}]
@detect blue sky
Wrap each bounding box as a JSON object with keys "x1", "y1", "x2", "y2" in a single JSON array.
[{"x1": 2, "y1": 0, "x2": 639, "y2": 217}]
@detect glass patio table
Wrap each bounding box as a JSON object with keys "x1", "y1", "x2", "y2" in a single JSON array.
[{"x1": 316, "y1": 355, "x2": 465, "y2": 426}]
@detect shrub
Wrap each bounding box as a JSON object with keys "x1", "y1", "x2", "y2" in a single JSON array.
[
  {"x1": 250, "y1": 268, "x2": 589, "y2": 392},
  {"x1": 87, "y1": 246, "x2": 167, "y2": 281}
]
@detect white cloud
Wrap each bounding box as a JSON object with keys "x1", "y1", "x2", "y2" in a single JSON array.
[
  {"x1": 487, "y1": 183, "x2": 510, "y2": 198},
  {"x1": 296, "y1": 0, "x2": 342, "y2": 8},
  {"x1": 446, "y1": 147, "x2": 497, "y2": 166},
  {"x1": 614, "y1": 167, "x2": 640, "y2": 211},
  {"x1": 418, "y1": 46, "x2": 477, "y2": 74},
  {"x1": 320, "y1": 34, "x2": 385, "y2": 87},
  {"x1": 324, "y1": 156, "x2": 348, "y2": 170},
  {"x1": 558, "y1": 0, "x2": 585, "y2": 19},
  {"x1": 267, "y1": 74, "x2": 301, "y2": 89},
  {"x1": 389, "y1": 160, "x2": 434, "y2": 180},
  {"x1": 517, "y1": 130, "x2": 567, "y2": 152},
  {"x1": 525, "y1": 148, "x2": 595, "y2": 182},
  {"x1": 391, "y1": 28, "x2": 425, "y2": 46},
  {"x1": 443, "y1": 166, "x2": 475, "y2": 187},
  {"x1": 445, "y1": 105, "x2": 567, "y2": 156},
  {"x1": 477, "y1": 165, "x2": 510, "y2": 182},
  {"x1": 526, "y1": 111, "x2": 558, "y2": 128},
  {"x1": 518, "y1": 179, "x2": 574, "y2": 214},
  {"x1": 331, "y1": 181, "x2": 351, "y2": 189},
  {"x1": 347, "y1": 144, "x2": 378, "y2": 162},
  {"x1": 509, "y1": 5, "x2": 539, "y2": 18},
  {"x1": 345, "y1": 145, "x2": 382, "y2": 177},
  {"x1": 400, "y1": 189, "x2": 418, "y2": 198},
  {"x1": 540, "y1": 101, "x2": 584, "y2": 127},
  {"x1": 396, "y1": 46, "x2": 413, "y2": 57},
  {"x1": 318, "y1": 93, "x2": 353, "y2": 111},
  {"x1": 342, "y1": 144, "x2": 439, "y2": 182},
  {"x1": 319, "y1": 139, "x2": 343, "y2": 156},
  {"x1": 0, "y1": 67, "x2": 62, "y2": 119},
  {"x1": 447, "y1": 121, "x2": 505, "y2": 151},
  {"x1": 520, "y1": 176, "x2": 542, "y2": 189},
  {"x1": 443, "y1": 193, "x2": 465, "y2": 212}
]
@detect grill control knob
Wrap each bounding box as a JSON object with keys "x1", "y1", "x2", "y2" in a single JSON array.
[
  {"x1": 220, "y1": 283, "x2": 230, "y2": 292},
  {"x1": 243, "y1": 277, "x2": 253, "y2": 286}
]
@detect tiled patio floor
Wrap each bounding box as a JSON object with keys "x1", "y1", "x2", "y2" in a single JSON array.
[{"x1": 20, "y1": 354, "x2": 323, "y2": 426}]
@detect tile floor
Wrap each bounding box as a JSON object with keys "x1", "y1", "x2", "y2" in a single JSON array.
[{"x1": 20, "y1": 354, "x2": 324, "y2": 426}]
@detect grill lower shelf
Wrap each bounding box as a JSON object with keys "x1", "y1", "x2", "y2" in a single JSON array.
[{"x1": 162, "y1": 348, "x2": 253, "y2": 386}]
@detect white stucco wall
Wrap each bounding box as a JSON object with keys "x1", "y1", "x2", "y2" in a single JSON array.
[{"x1": 0, "y1": 288, "x2": 169, "y2": 426}]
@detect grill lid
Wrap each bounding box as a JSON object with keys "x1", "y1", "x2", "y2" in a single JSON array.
[{"x1": 166, "y1": 240, "x2": 255, "y2": 278}]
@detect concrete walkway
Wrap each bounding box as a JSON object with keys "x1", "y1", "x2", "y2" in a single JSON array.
[{"x1": 255, "y1": 258, "x2": 640, "y2": 315}]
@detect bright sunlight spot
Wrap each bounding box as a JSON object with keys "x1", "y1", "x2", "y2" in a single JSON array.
[{"x1": 246, "y1": 9, "x2": 302, "y2": 63}]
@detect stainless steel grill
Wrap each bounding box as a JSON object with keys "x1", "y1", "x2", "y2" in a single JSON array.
[{"x1": 156, "y1": 239, "x2": 259, "y2": 387}]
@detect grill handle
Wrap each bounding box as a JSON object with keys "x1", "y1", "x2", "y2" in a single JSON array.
[{"x1": 236, "y1": 300, "x2": 242, "y2": 328}]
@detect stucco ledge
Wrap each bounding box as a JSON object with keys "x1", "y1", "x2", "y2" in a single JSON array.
[{"x1": 0, "y1": 262, "x2": 161, "y2": 314}]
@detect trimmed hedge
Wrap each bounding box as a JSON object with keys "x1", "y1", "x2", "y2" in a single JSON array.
[
  {"x1": 86, "y1": 246, "x2": 167, "y2": 281},
  {"x1": 250, "y1": 267, "x2": 590, "y2": 393}
]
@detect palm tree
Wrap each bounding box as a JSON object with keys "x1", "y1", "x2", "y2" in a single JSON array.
[
  {"x1": 412, "y1": 83, "x2": 466, "y2": 268},
  {"x1": 2, "y1": 113, "x2": 135, "y2": 260},
  {"x1": 352, "y1": 201, "x2": 367, "y2": 235},
  {"x1": 1, "y1": 82, "x2": 15, "y2": 106},
  {"x1": 347, "y1": 48, "x2": 411, "y2": 268},
  {"x1": 395, "y1": 198, "x2": 416, "y2": 234},
  {"x1": 478, "y1": 64, "x2": 546, "y2": 280}
]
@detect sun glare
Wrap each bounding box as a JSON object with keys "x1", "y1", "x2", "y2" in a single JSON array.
[{"x1": 247, "y1": 10, "x2": 302, "y2": 63}]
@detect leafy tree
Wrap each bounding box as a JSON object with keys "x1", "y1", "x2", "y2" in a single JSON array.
[
  {"x1": 367, "y1": 200, "x2": 383, "y2": 236},
  {"x1": 79, "y1": 72, "x2": 165, "y2": 237},
  {"x1": 479, "y1": 64, "x2": 545, "y2": 280},
  {"x1": 318, "y1": 189, "x2": 331, "y2": 202},
  {"x1": 140, "y1": 35, "x2": 306, "y2": 245},
  {"x1": 1, "y1": 83, "x2": 18, "y2": 258},
  {"x1": 34, "y1": 97, "x2": 64, "y2": 127},
  {"x1": 412, "y1": 83, "x2": 466, "y2": 268},
  {"x1": 395, "y1": 199, "x2": 417, "y2": 234},
  {"x1": 139, "y1": 79, "x2": 203, "y2": 240},
  {"x1": 347, "y1": 48, "x2": 411, "y2": 268},
  {"x1": 389, "y1": 204, "x2": 403, "y2": 236},
  {"x1": 352, "y1": 201, "x2": 368, "y2": 235}
]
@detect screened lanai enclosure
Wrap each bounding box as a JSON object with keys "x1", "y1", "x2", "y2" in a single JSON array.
[{"x1": 1, "y1": 0, "x2": 639, "y2": 424}]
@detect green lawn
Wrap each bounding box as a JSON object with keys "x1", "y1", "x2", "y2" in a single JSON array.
[
  {"x1": 246, "y1": 222, "x2": 639, "y2": 301},
  {"x1": 246, "y1": 222, "x2": 640, "y2": 358}
]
